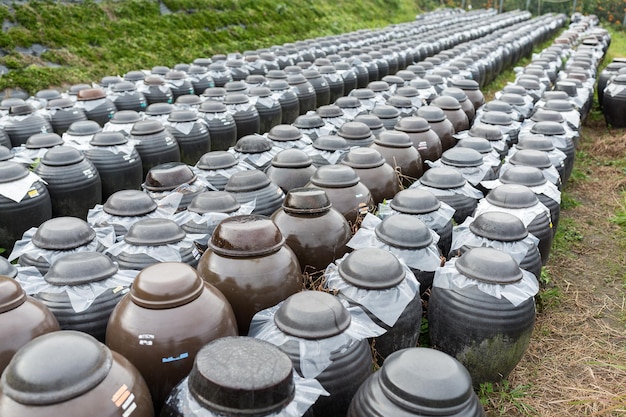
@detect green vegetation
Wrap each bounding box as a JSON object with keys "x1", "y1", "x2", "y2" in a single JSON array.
[{"x1": 479, "y1": 380, "x2": 536, "y2": 416}]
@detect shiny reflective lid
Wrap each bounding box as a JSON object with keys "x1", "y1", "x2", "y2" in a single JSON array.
[
  {"x1": 196, "y1": 151, "x2": 238, "y2": 170},
  {"x1": 143, "y1": 162, "x2": 197, "y2": 192},
  {"x1": 209, "y1": 214, "x2": 285, "y2": 257},
  {"x1": 282, "y1": 187, "x2": 332, "y2": 214},
  {"x1": 130, "y1": 262, "x2": 204, "y2": 309},
  {"x1": 0, "y1": 275, "x2": 27, "y2": 314},
  {"x1": 40, "y1": 146, "x2": 84, "y2": 166},
  {"x1": 338, "y1": 247, "x2": 405, "y2": 289},
  {"x1": 455, "y1": 246, "x2": 522, "y2": 284},
  {"x1": 342, "y1": 147, "x2": 385, "y2": 169},
  {"x1": 0, "y1": 161, "x2": 29, "y2": 183},
  {"x1": 45, "y1": 252, "x2": 118, "y2": 286},
  {"x1": 32, "y1": 217, "x2": 95, "y2": 250},
  {"x1": 486, "y1": 184, "x2": 538, "y2": 209}
]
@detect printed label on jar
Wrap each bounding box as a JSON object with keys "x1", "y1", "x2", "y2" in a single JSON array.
[
  {"x1": 138, "y1": 334, "x2": 155, "y2": 346},
  {"x1": 111, "y1": 384, "x2": 137, "y2": 417}
]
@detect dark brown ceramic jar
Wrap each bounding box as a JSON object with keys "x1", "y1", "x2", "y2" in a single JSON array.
[
  {"x1": 106, "y1": 262, "x2": 237, "y2": 413},
  {"x1": 370, "y1": 130, "x2": 423, "y2": 187},
  {"x1": 431, "y1": 95, "x2": 469, "y2": 133},
  {"x1": 142, "y1": 162, "x2": 208, "y2": 212},
  {"x1": 0, "y1": 330, "x2": 154, "y2": 417},
  {"x1": 271, "y1": 188, "x2": 351, "y2": 273},
  {"x1": 416, "y1": 106, "x2": 456, "y2": 152},
  {"x1": 341, "y1": 147, "x2": 400, "y2": 205},
  {"x1": 266, "y1": 149, "x2": 317, "y2": 193},
  {"x1": 0, "y1": 276, "x2": 60, "y2": 374},
  {"x1": 197, "y1": 215, "x2": 303, "y2": 334},
  {"x1": 394, "y1": 116, "x2": 442, "y2": 172}
]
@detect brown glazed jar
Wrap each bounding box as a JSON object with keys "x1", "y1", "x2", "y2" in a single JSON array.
[
  {"x1": 0, "y1": 276, "x2": 60, "y2": 374},
  {"x1": 394, "y1": 116, "x2": 442, "y2": 172},
  {"x1": 197, "y1": 215, "x2": 303, "y2": 334},
  {"x1": 370, "y1": 130, "x2": 423, "y2": 187},
  {"x1": 416, "y1": 106, "x2": 456, "y2": 152},
  {"x1": 431, "y1": 95, "x2": 470, "y2": 133},
  {"x1": 271, "y1": 187, "x2": 351, "y2": 273},
  {"x1": 266, "y1": 149, "x2": 317, "y2": 193},
  {"x1": 0, "y1": 330, "x2": 154, "y2": 417},
  {"x1": 106, "y1": 262, "x2": 237, "y2": 413},
  {"x1": 341, "y1": 147, "x2": 400, "y2": 205}
]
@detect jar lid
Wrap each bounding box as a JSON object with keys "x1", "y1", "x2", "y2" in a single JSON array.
[
  {"x1": 234, "y1": 134, "x2": 272, "y2": 153},
  {"x1": 338, "y1": 122, "x2": 372, "y2": 140},
  {"x1": 420, "y1": 167, "x2": 466, "y2": 189},
  {"x1": 131, "y1": 119, "x2": 165, "y2": 135},
  {"x1": 338, "y1": 247, "x2": 405, "y2": 289},
  {"x1": 499, "y1": 165, "x2": 547, "y2": 187},
  {"x1": 319, "y1": 65, "x2": 337, "y2": 75},
  {"x1": 394, "y1": 116, "x2": 430, "y2": 133},
  {"x1": 188, "y1": 191, "x2": 240, "y2": 214},
  {"x1": 293, "y1": 114, "x2": 324, "y2": 129},
  {"x1": 316, "y1": 105, "x2": 344, "y2": 119},
  {"x1": 483, "y1": 100, "x2": 512, "y2": 114},
  {"x1": 382, "y1": 75, "x2": 404, "y2": 87},
  {"x1": 223, "y1": 93, "x2": 249, "y2": 105},
  {"x1": 188, "y1": 337, "x2": 294, "y2": 415},
  {"x1": 456, "y1": 137, "x2": 492, "y2": 154},
  {"x1": 104, "y1": 189, "x2": 158, "y2": 216},
  {"x1": 499, "y1": 93, "x2": 525, "y2": 107},
  {"x1": 544, "y1": 99, "x2": 575, "y2": 113},
  {"x1": 455, "y1": 247, "x2": 522, "y2": 284},
  {"x1": 509, "y1": 149, "x2": 553, "y2": 169},
  {"x1": 130, "y1": 262, "x2": 204, "y2": 309},
  {"x1": 268, "y1": 80, "x2": 290, "y2": 90},
  {"x1": 100, "y1": 75, "x2": 123, "y2": 87},
  {"x1": 282, "y1": 187, "x2": 331, "y2": 214},
  {"x1": 0, "y1": 257, "x2": 17, "y2": 279},
  {"x1": 25, "y1": 132, "x2": 63, "y2": 149},
  {"x1": 0, "y1": 146, "x2": 10, "y2": 161},
  {"x1": 109, "y1": 110, "x2": 141, "y2": 125},
  {"x1": 375, "y1": 214, "x2": 433, "y2": 249},
  {"x1": 225, "y1": 170, "x2": 271, "y2": 193},
  {"x1": 431, "y1": 95, "x2": 461, "y2": 111},
  {"x1": 76, "y1": 88, "x2": 107, "y2": 101},
  {"x1": 267, "y1": 125, "x2": 303, "y2": 142},
  {"x1": 309, "y1": 164, "x2": 360, "y2": 188},
  {"x1": 516, "y1": 78, "x2": 541, "y2": 91},
  {"x1": 224, "y1": 81, "x2": 247, "y2": 93},
  {"x1": 271, "y1": 149, "x2": 312, "y2": 169},
  {"x1": 143, "y1": 162, "x2": 197, "y2": 192},
  {"x1": 91, "y1": 132, "x2": 129, "y2": 148},
  {"x1": 540, "y1": 91, "x2": 569, "y2": 101},
  {"x1": 469, "y1": 211, "x2": 528, "y2": 242},
  {"x1": 0, "y1": 276, "x2": 27, "y2": 314},
  {"x1": 208, "y1": 214, "x2": 285, "y2": 257},
  {"x1": 371, "y1": 104, "x2": 400, "y2": 119},
  {"x1": 515, "y1": 135, "x2": 554, "y2": 152},
  {"x1": 481, "y1": 111, "x2": 512, "y2": 126},
  {"x1": 47, "y1": 98, "x2": 74, "y2": 110},
  {"x1": 530, "y1": 109, "x2": 563, "y2": 123},
  {"x1": 440, "y1": 87, "x2": 467, "y2": 103},
  {"x1": 441, "y1": 147, "x2": 483, "y2": 168},
  {"x1": 67, "y1": 120, "x2": 102, "y2": 136},
  {"x1": 374, "y1": 131, "x2": 412, "y2": 148},
  {"x1": 396, "y1": 86, "x2": 419, "y2": 98},
  {"x1": 67, "y1": 84, "x2": 91, "y2": 96},
  {"x1": 275, "y1": 291, "x2": 351, "y2": 339},
  {"x1": 45, "y1": 252, "x2": 118, "y2": 286},
  {"x1": 416, "y1": 106, "x2": 446, "y2": 123},
  {"x1": 144, "y1": 74, "x2": 165, "y2": 86},
  {"x1": 350, "y1": 88, "x2": 375, "y2": 99},
  {"x1": 196, "y1": 151, "x2": 238, "y2": 170},
  {"x1": 378, "y1": 348, "x2": 474, "y2": 413},
  {"x1": 165, "y1": 70, "x2": 186, "y2": 81},
  {"x1": 168, "y1": 109, "x2": 198, "y2": 123},
  {"x1": 202, "y1": 88, "x2": 226, "y2": 99},
  {"x1": 486, "y1": 184, "x2": 538, "y2": 209},
  {"x1": 32, "y1": 217, "x2": 95, "y2": 250},
  {"x1": 342, "y1": 147, "x2": 385, "y2": 169},
  {"x1": 390, "y1": 188, "x2": 441, "y2": 214},
  {"x1": 302, "y1": 69, "x2": 321, "y2": 79},
  {"x1": 367, "y1": 81, "x2": 390, "y2": 93},
  {"x1": 0, "y1": 331, "x2": 113, "y2": 405},
  {"x1": 0, "y1": 161, "x2": 29, "y2": 183},
  {"x1": 124, "y1": 218, "x2": 186, "y2": 246},
  {"x1": 111, "y1": 81, "x2": 136, "y2": 92},
  {"x1": 248, "y1": 87, "x2": 271, "y2": 97},
  {"x1": 530, "y1": 121, "x2": 566, "y2": 136},
  {"x1": 35, "y1": 89, "x2": 61, "y2": 101},
  {"x1": 469, "y1": 123, "x2": 503, "y2": 141},
  {"x1": 354, "y1": 114, "x2": 384, "y2": 131},
  {"x1": 145, "y1": 102, "x2": 173, "y2": 116},
  {"x1": 410, "y1": 79, "x2": 432, "y2": 89},
  {"x1": 424, "y1": 74, "x2": 444, "y2": 86},
  {"x1": 312, "y1": 135, "x2": 349, "y2": 151},
  {"x1": 286, "y1": 74, "x2": 307, "y2": 85},
  {"x1": 124, "y1": 70, "x2": 145, "y2": 81},
  {"x1": 387, "y1": 95, "x2": 413, "y2": 108}
]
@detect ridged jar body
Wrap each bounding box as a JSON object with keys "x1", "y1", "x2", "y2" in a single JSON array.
[
  {"x1": 400, "y1": 129, "x2": 442, "y2": 172},
  {"x1": 370, "y1": 143, "x2": 423, "y2": 187},
  {"x1": 351, "y1": 164, "x2": 400, "y2": 206},
  {"x1": 132, "y1": 131, "x2": 181, "y2": 177},
  {"x1": 4, "y1": 114, "x2": 52, "y2": 147},
  {"x1": 50, "y1": 107, "x2": 88, "y2": 135},
  {"x1": 83, "y1": 147, "x2": 143, "y2": 200},
  {"x1": 201, "y1": 113, "x2": 237, "y2": 151},
  {"x1": 166, "y1": 123, "x2": 210, "y2": 166},
  {"x1": 306, "y1": 182, "x2": 373, "y2": 225}
]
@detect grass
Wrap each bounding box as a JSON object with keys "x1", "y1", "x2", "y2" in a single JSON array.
[{"x1": 479, "y1": 381, "x2": 536, "y2": 416}]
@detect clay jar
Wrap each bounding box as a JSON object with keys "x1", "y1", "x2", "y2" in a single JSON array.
[
  {"x1": 370, "y1": 130, "x2": 423, "y2": 187},
  {"x1": 165, "y1": 110, "x2": 211, "y2": 166},
  {"x1": 452, "y1": 78, "x2": 486, "y2": 110},
  {"x1": 143, "y1": 162, "x2": 207, "y2": 212},
  {"x1": 394, "y1": 116, "x2": 442, "y2": 172},
  {"x1": 266, "y1": 149, "x2": 317, "y2": 193},
  {"x1": 431, "y1": 95, "x2": 469, "y2": 133},
  {"x1": 416, "y1": 106, "x2": 456, "y2": 151},
  {"x1": 224, "y1": 170, "x2": 285, "y2": 216},
  {"x1": 75, "y1": 88, "x2": 117, "y2": 126},
  {"x1": 92, "y1": 189, "x2": 160, "y2": 236},
  {"x1": 4, "y1": 104, "x2": 53, "y2": 147},
  {"x1": 197, "y1": 215, "x2": 303, "y2": 334},
  {"x1": 337, "y1": 121, "x2": 375, "y2": 147},
  {"x1": 306, "y1": 164, "x2": 374, "y2": 225},
  {"x1": 341, "y1": 147, "x2": 400, "y2": 205},
  {"x1": 0, "y1": 276, "x2": 60, "y2": 374},
  {"x1": 194, "y1": 151, "x2": 242, "y2": 191},
  {"x1": 347, "y1": 348, "x2": 485, "y2": 417},
  {"x1": 271, "y1": 187, "x2": 351, "y2": 272},
  {"x1": 106, "y1": 262, "x2": 237, "y2": 412},
  {"x1": 0, "y1": 330, "x2": 154, "y2": 417},
  {"x1": 197, "y1": 101, "x2": 237, "y2": 151},
  {"x1": 46, "y1": 98, "x2": 88, "y2": 135},
  {"x1": 130, "y1": 120, "x2": 181, "y2": 177}
]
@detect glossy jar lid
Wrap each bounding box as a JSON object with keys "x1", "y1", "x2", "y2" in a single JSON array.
[
  {"x1": 483, "y1": 100, "x2": 512, "y2": 114},
  {"x1": 394, "y1": 116, "x2": 430, "y2": 133},
  {"x1": 130, "y1": 262, "x2": 204, "y2": 309},
  {"x1": 441, "y1": 147, "x2": 483, "y2": 168},
  {"x1": 67, "y1": 120, "x2": 102, "y2": 136},
  {"x1": 374, "y1": 131, "x2": 412, "y2": 148},
  {"x1": 316, "y1": 105, "x2": 344, "y2": 119},
  {"x1": 456, "y1": 137, "x2": 492, "y2": 154},
  {"x1": 234, "y1": 135, "x2": 273, "y2": 153},
  {"x1": 379, "y1": 348, "x2": 475, "y2": 413},
  {"x1": 282, "y1": 187, "x2": 332, "y2": 215},
  {"x1": 124, "y1": 218, "x2": 186, "y2": 246},
  {"x1": 0, "y1": 257, "x2": 17, "y2": 279},
  {"x1": 25, "y1": 133, "x2": 63, "y2": 149},
  {"x1": 469, "y1": 211, "x2": 528, "y2": 242},
  {"x1": 209, "y1": 214, "x2": 285, "y2": 257},
  {"x1": 338, "y1": 122, "x2": 372, "y2": 140},
  {"x1": 431, "y1": 95, "x2": 461, "y2": 111},
  {"x1": 309, "y1": 164, "x2": 360, "y2": 188},
  {"x1": 509, "y1": 149, "x2": 553, "y2": 169},
  {"x1": 455, "y1": 246, "x2": 522, "y2": 284},
  {"x1": 0, "y1": 161, "x2": 29, "y2": 183},
  {"x1": 544, "y1": 99, "x2": 575, "y2": 113},
  {"x1": 274, "y1": 291, "x2": 350, "y2": 339},
  {"x1": 188, "y1": 191, "x2": 240, "y2": 214},
  {"x1": 267, "y1": 125, "x2": 302, "y2": 142},
  {"x1": 416, "y1": 106, "x2": 446, "y2": 123},
  {"x1": 45, "y1": 252, "x2": 118, "y2": 286},
  {"x1": 469, "y1": 124, "x2": 503, "y2": 141},
  {"x1": 145, "y1": 102, "x2": 173, "y2": 116},
  {"x1": 47, "y1": 97, "x2": 74, "y2": 110},
  {"x1": 131, "y1": 119, "x2": 165, "y2": 135},
  {"x1": 188, "y1": 337, "x2": 294, "y2": 415},
  {"x1": 486, "y1": 184, "x2": 538, "y2": 209},
  {"x1": 390, "y1": 188, "x2": 441, "y2": 214},
  {"x1": 144, "y1": 162, "x2": 197, "y2": 192},
  {"x1": 342, "y1": 147, "x2": 385, "y2": 169},
  {"x1": 90, "y1": 131, "x2": 128, "y2": 147},
  {"x1": 104, "y1": 189, "x2": 158, "y2": 216},
  {"x1": 1, "y1": 331, "x2": 113, "y2": 405},
  {"x1": 168, "y1": 109, "x2": 198, "y2": 123},
  {"x1": 529, "y1": 121, "x2": 566, "y2": 136},
  {"x1": 0, "y1": 275, "x2": 27, "y2": 313},
  {"x1": 76, "y1": 88, "x2": 107, "y2": 101},
  {"x1": 338, "y1": 247, "x2": 405, "y2": 290},
  {"x1": 375, "y1": 214, "x2": 433, "y2": 249},
  {"x1": 312, "y1": 135, "x2": 349, "y2": 151},
  {"x1": 225, "y1": 170, "x2": 272, "y2": 193},
  {"x1": 481, "y1": 111, "x2": 512, "y2": 126},
  {"x1": 531, "y1": 109, "x2": 564, "y2": 123},
  {"x1": 32, "y1": 217, "x2": 95, "y2": 250},
  {"x1": 354, "y1": 114, "x2": 384, "y2": 131},
  {"x1": 516, "y1": 135, "x2": 555, "y2": 152},
  {"x1": 196, "y1": 151, "x2": 238, "y2": 171},
  {"x1": 420, "y1": 167, "x2": 466, "y2": 189},
  {"x1": 271, "y1": 149, "x2": 312, "y2": 169},
  {"x1": 293, "y1": 114, "x2": 324, "y2": 129}
]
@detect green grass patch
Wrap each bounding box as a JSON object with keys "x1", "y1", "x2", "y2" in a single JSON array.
[{"x1": 479, "y1": 380, "x2": 536, "y2": 416}]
